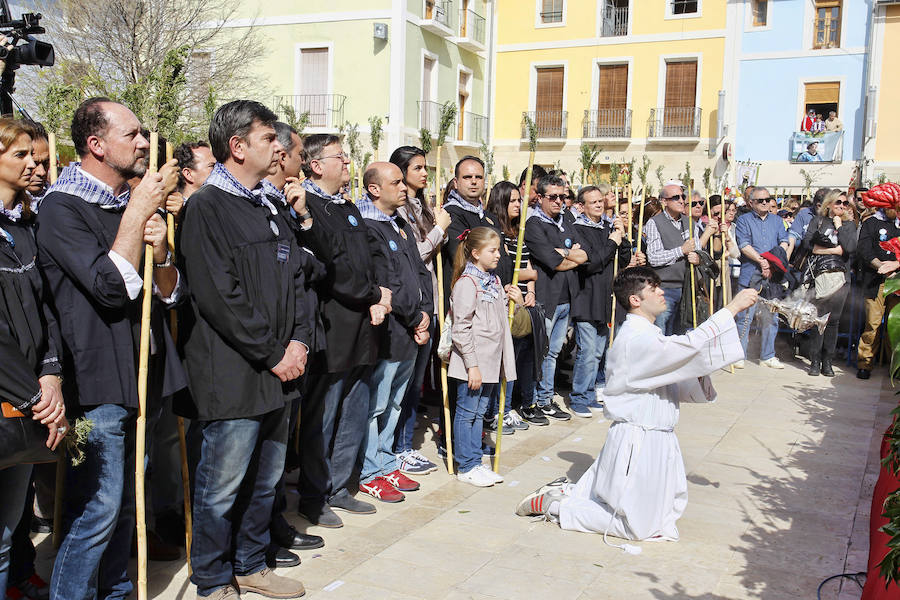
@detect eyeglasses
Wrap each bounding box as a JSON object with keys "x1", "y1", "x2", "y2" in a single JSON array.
[
  {"x1": 833, "y1": 199, "x2": 849, "y2": 206},
  {"x1": 755, "y1": 197, "x2": 775, "y2": 203},
  {"x1": 664, "y1": 194, "x2": 686, "y2": 201},
  {"x1": 690, "y1": 201, "x2": 705, "y2": 207},
  {"x1": 542, "y1": 194, "x2": 567, "y2": 202},
  {"x1": 313, "y1": 152, "x2": 349, "y2": 162}
]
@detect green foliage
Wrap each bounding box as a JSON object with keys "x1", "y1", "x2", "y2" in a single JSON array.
[
  {"x1": 623, "y1": 157, "x2": 635, "y2": 185},
  {"x1": 436, "y1": 101, "x2": 457, "y2": 147},
  {"x1": 702, "y1": 167, "x2": 712, "y2": 194},
  {"x1": 799, "y1": 168, "x2": 815, "y2": 201},
  {"x1": 578, "y1": 143, "x2": 601, "y2": 186},
  {"x1": 522, "y1": 114, "x2": 538, "y2": 152},
  {"x1": 368, "y1": 115, "x2": 384, "y2": 156},
  {"x1": 479, "y1": 141, "x2": 495, "y2": 177},
  {"x1": 419, "y1": 128, "x2": 433, "y2": 155},
  {"x1": 608, "y1": 160, "x2": 619, "y2": 186},
  {"x1": 36, "y1": 81, "x2": 83, "y2": 138},
  {"x1": 679, "y1": 161, "x2": 693, "y2": 191},
  {"x1": 202, "y1": 88, "x2": 218, "y2": 134},
  {"x1": 279, "y1": 104, "x2": 311, "y2": 135},
  {"x1": 880, "y1": 173, "x2": 890, "y2": 185},
  {"x1": 362, "y1": 152, "x2": 373, "y2": 170},
  {"x1": 636, "y1": 154, "x2": 652, "y2": 195},
  {"x1": 343, "y1": 122, "x2": 363, "y2": 167},
  {"x1": 655, "y1": 165, "x2": 665, "y2": 190},
  {"x1": 118, "y1": 45, "x2": 190, "y2": 141},
  {"x1": 64, "y1": 417, "x2": 94, "y2": 467},
  {"x1": 502, "y1": 164, "x2": 510, "y2": 182}
]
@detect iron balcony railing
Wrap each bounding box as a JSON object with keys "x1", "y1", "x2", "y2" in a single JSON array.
[
  {"x1": 460, "y1": 111, "x2": 488, "y2": 144},
  {"x1": 274, "y1": 94, "x2": 346, "y2": 129},
  {"x1": 418, "y1": 100, "x2": 456, "y2": 141},
  {"x1": 522, "y1": 110, "x2": 568, "y2": 139},
  {"x1": 647, "y1": 107, "x2": 701, "y2": 138},
  {"x1": 583, "y1": 109, "x2": 632, "y2": 138},
  {"x1": 600, "y1": 4, "x2": 628, "y2": 37},
  {"x1": 459, "y1": 9, "x2": 486, "y2": 45},
  {"x1": 425, "y1": 0, "x2": 452, "y2": 29}
]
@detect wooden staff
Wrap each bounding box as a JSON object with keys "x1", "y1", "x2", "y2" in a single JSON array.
[
  {"x1": 636, "y1": 187, "x2": 646, "y2": 255},
  {"x1": 609, "y1": 185, "x2": 621, "y2": 342},
  {"x1": 626, "y1": 183, "x2": 633, "y2": 243},
  {"x1": 493, "y1": 150, "x2": 535, "y2": 473},
  {"x1": 705, "y1": 189, "x2": 714, "y2": 314},
  {"x1": 433, "y1": 143, "x2": 454, "y2": 474},
  {"x1": 49, "y1": 132, "x2": 64, "y2": 549},
  {"x1": 135, "y1": 133, "x2": 158, "y2": 600},
  {"x1": 720, "y1": 190, "x2": 734, "y2": 374},
  {"x1": 688, "y1": 182, "x2": 698, "y2": 329},
  {"x1": 164, "y1": 142, "x2": 193, "y2": 573}
]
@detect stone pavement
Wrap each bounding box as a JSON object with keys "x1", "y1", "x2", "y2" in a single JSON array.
[{"x1": 32, "y1": 357, "x2": 892, "y2": 599}]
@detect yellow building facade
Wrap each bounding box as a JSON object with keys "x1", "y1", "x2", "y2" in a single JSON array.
[
  {"x1": 872, "y1": 4, "x2": 900, "y2": 179},
  {"x1": 492, "y1": 0, "x2": 729, "y2": 188}
]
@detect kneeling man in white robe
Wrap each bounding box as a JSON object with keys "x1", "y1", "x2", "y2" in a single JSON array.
[{"x1": 515, "y1": 266, "x2": 758, "y2": 542}]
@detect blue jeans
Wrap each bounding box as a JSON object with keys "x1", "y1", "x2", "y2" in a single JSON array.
[
  {"x1": 298, "y1": 365, "x2": 373, "y2": 507},
  {"x1": 533, "y1": 303, "x2": 570, "y2": 408},
  {"x1": 655, "y1": 286, "x2": 683, "y2": 335},
  {"x1": 736, "y1": 287, "x2": 778, "y2": 360},
  {"x1": 191, "y1": 406, "x2": 288, "y2": 596},
  {"x1": 0, "y1": 464, "x2": 32, "y2": 593},
  {"x1": 453, "y1": 381, "x2": 497, "y2": 473},
  {"x1": 570, "y1": 321, "x2": 609, "y2": 410},
  {"x1": 360, "y1": 359, "x2": 415, "y2": 484},
  {"x1": 394, "y1": 320, "x2": 435, "y2": 454},
  {"x1": 489, "y1": 335, "x2": 534, "y2": 417},
  {"x1": 52, "y1": 404, "x2": 136, "y2": 600}
]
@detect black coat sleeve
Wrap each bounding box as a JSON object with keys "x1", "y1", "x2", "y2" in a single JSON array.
[
  {"x1": 0, "y1": 317, "x2": 41, "y2": 414},
  {"x1": 838, "y1": 221, "x2": 858, "y2": 256},
  {"x1": 579, "y1": 228, "x2": 619, "y2": 275},
  {"x1": 857, "y1": 219, "x2": 877, "y2": 268},
  {"x1": 524, "y1": 221, "x2": 564, "y2": 271},
  {"x1": 180, "y1": 199, "x2": 286, "y2": 370}
]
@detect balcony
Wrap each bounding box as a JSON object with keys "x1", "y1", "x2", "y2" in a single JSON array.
[
  {"x1": 274, "y1": 94, "x2": 346, "y2": 130},
  {"x1": 418, "y1": 100, "x2": 456, "y2": 141},
  {"x1": 647, "y1": 107, "x2": 701, "y2": 141},
  {"x1": 521, "y1": 110, "x2": 568, "y2": 141},
  {"x1": 600, "y1": 4, "x2": 628, "y2": 37},
  {"x1": 457, "y1": 9, "x2": 486, "y2": 52},
  {"x1": 422, "y1": 0, "x2": 453, "y2": 37},
  {"x1": 582, "y1": 109, "x2": 632, "y2": 140},
  {"x1": 456, "y1": 111, "x2": 488, "y2": 146}
]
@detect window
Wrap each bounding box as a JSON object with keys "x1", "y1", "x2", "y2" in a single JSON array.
[
  {"x1": 540, "y1": 0, "x2": 564, "y2": 24},
  {"x1": 813, "y1": 0, "x2": 841, "y2": 49},
  {"x1": 535, "y1": 66, "x2": 565, "y2": 136},
  {"x1": 600, "y1": 0, "x2": 629, "y2": 37},
  {"x1": 662, "y1": 60, "x2": 698, "y2": 136},
  {"x1": 422, "y1": 56, "x2": 435, "y2": 103},
  {"x1": 803, "y1": 81, "x2": 839, "y2": 125},
  {"x1": 671, "y1": 0, "x2": 698, "y2": 15},
  {"x1": 297, "y1": 47, "x2": 330, "y2": 127},
  {"x1": 597, "y1": 64, "x2": 627, "y2": 113},
  {"x1": 752, "y1": 0, "x2": 768, "y2": 27},
  {"x1": 458, "y1": 70, "x2": 470, "y2": 140}
]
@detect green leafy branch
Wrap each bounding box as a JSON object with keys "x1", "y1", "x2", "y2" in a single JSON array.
[
  {"x1": 522, "y1": 114, "x2": 538, "y2": 152},
  {"x1": 436, "y1": 101, "x2": 457, "y2": 148}
]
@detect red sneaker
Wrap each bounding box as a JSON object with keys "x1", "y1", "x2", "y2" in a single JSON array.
[
  {"x1": 359, "y1": 477, "x2": 405, "y2": 503},
  {"x1": 383, "y1": 469, "x2": 420, "y2": 492}
]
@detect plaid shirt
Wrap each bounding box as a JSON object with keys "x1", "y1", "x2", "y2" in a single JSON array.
[
  {"x1": 644, "y1": 210, "x2": 698, "y2": 267},
  {"x1": 301, "y1": 178, "x2": 346, "y2": 204},
  {"x1": 444, "y1": 189, "x2": 484, "y2": 219},
  {"x1": 357, "y1": 193, "x2": 400, "y2": 234},
  {"x1": 46, "y1": 163, "x2": 130, "y2": 210},
  {"x1": 205, "y1": 162, "x2": 278, "y2": 215},
  {"x1": 462, "y1": 261, "x2": 501, "y2": 301},
  {"x1": 529, "y1": 204, "x2": 565, "y2": 232}
]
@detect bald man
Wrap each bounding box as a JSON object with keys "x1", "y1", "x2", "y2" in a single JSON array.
[{"x1": 356, "y1": 163, "x2": 433, "y2": 502}]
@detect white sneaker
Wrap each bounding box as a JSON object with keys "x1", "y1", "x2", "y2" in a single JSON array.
[
  {"x1": 477, "y1": 464, "x2": 504, "y2": 484},
  {"x1": 732, "y1": 360, "x2": 745, "y2": 369},
  {"x1": 761, "y1": 357, "x2": 785, "y2": 369},
  {"x1": 457, "y1": 467, "x2": 495, "y2": 487}
]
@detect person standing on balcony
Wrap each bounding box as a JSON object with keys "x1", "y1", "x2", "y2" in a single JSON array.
[{"x1": 825, "y1": 110, "x2": 843, "y2": 132}]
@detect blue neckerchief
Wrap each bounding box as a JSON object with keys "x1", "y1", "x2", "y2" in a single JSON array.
[
  {"x1": 0, "y1": 225, "x2": 14, "y2": 247},
  {"x1": 28, "y1": 190, "x2": 44, "y2": 214},
  {"x1": 261, "y1": 179, "x2": 288, "y2": 207},
  {"x1": 205, "y1": 163, "x2": 277, "y2": 215},
  {"x1": 356, "y1": 193, "x2": 401, "y2": 233},
  {"x1": 302, "y1": 178, "x2": 346, "y2": 205},
  {"x1": 575, "y1": 213, "x2": 604, "y2": 229},
  {"x1": 444, "y1": 189, "x2": 484, "y2": 219},
  {"x1": 0, "y1": 202, "x2": 24, "y2": 223},
  {"x1": 875, "y1": 209, "x2": 900, "y2": 228},
  {"x1": 46, "y1": 163, "x2": 130, "y2": 210},
  {"x1": 462, "y1": 261, "x2": 500, "y2": 301},
  {"x1": 529, "y1": 204, "x2": 565, "y2": 232}
]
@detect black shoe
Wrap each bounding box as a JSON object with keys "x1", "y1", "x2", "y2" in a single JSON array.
[
  {"x1": 297, "y1": 502, "x2": 343, "y2": 528},
  {"x1": 821, "y1": 360, "x2": 835, "y2": 377},
  {"x1": 808, "y1": 360, "x2": 821, "y2": 376},
  {"x1": 31, "y1": 516, "x2": 52, "y2": 534},
  {"x1": 328, "y1": 494, "x2": 377, "y2": 515},
  {"x1": 266, "y1": 546, "x2": 300, "y2": 569},
  {"x1": 857, "y1": 368, "x2": 871, "y2": 380},
  {"x1": 519, "y1": 405, "x2": 550, "y2": 426},
  {"x1": 271, "y1": 516, "x2": 325, "y2": 551},
  {"x1": 540, "y1": 400, "x2": 571, "y2": 421},
  {"x1": 484, "y1": 416, "x2": 514, "y2": 435}
]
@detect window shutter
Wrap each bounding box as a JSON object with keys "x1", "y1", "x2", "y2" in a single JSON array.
[
  {"x1": 664, "y1": 61, "x2": 697, "y2": 109},
  {"x1": 299, "y1": 48, "x2": 329, "y2": 126},
  {"x1": 597, "y1": 64, "x2": 627, "y2": 111},
  {"x1": 804, "y1": 82, "x2": 840, "y2": 105},
  {"x1": 536, "y1": 67, "x2": 564, "y2": 113}
]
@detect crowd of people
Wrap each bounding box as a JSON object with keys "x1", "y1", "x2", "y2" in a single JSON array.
[{"x1": 0, "y1": 94, "x2": 894, "y2": 600}]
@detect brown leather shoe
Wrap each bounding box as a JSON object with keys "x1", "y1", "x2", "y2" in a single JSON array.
[
  {"x1": 195, "y1": 585, "x2": 239, "y2": 599},
  {"x1": 234, "y1": 568, "x2": 305, "y2": 598}
]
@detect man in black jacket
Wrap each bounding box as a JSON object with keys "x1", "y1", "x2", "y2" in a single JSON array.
[
  {"x1": 356, "y1": 162, "x2": 432, "y2": 503},
  {"x1": 178, "y1": 100, "x2": 309, "y2": 599},
  {"x1": 37, "y1": 97, "x2": 185, "y2": 600},
  {"x1": 523, "y1": 175, "x2": 588, "y2": 423},
  {"x1": 856, "y1": 208, "x2": 900, "y2": 379},
  {"x1": 289, "y1": 134, "x2": 392, "y2": 528}
]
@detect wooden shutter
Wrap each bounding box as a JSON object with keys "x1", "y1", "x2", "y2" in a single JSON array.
[
  {"x1": 299, "y1": 48, "x2": 329, "y2": 127},
  {"x1": 597, "y1": 64, "x2": 627, "y2": 111},
  {"x1": 664, "y1": 61, "x2": 697, "y2": 109},
  {"x1": 804, "y1": 82, "x2": 840, "y2": 105},
  {"x1": 422, "y1": 57, "x2": 435, "y2": 103},
  {"x1": 536, "y1": 67, "x2": 564, "y2": 112}
]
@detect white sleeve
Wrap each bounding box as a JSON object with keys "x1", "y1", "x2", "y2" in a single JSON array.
[
  {"x1": 107, "y1": 250, "x2": 142, "y2": 300},
  {"x1": 152, "y1": 268, "x2": 181, "y2": 305}
]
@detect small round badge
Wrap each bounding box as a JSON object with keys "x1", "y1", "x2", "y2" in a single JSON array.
[
  {"x1": 389, "y1": 240, "x2": 399, "y2": 251},
  {"x1": 564, "y1": 238, "x2": 573, "y2": 248},
  {"x1": 348, "y1": 215, "x2": 358, "y2": 227},
  {"x1": 270, "y1": 221, "x2": 280, "y2": 236}
]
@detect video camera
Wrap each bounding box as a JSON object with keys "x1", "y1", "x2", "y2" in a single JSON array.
[{"x1": 0, "y1": 1, "x2": 54, "y2": 69}]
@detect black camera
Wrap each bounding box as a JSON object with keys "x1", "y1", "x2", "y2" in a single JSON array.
[{"x1": 0, "y1": 4, "x2": 54, "y2": 68}]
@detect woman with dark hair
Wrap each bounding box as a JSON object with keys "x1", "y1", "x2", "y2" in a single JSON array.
[
  {"x1": 485, "y1": 181, "x2": 541, "y2": 429},
  {"x1": 390, "y1": 146, "x2": 450, "y2": 475}
]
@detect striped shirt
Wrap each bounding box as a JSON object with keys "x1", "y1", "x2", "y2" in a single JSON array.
[
  {"x1": 644, "y1": 210, "x2": 699, "y2": 267},
  {"x1": 504, "y1": 234, "x2": 530, "y2": 294}
]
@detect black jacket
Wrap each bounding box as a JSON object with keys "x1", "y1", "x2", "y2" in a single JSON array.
[
  {"x1": 36, "y1": 192, "x2": 186, "y2": 412},
  {"x1": 297, "y1": 191, "x2": 383, "y2": 372},
  {"x1": 524, "y1": 217, "x2": 581, "y2": 310},
  {"x1": 442, "y1": 205, "x2": 511, "y2": 312},
  {"x1": 364, "y1": 214, "x2": 433, "y2": 362},
  {"x1": 570, "y1": 222, "x2": 630, "y2": 323},
  {"x1": 857, "y1": 214, "x2": 900, "y2": 299},
  {"x1": 177, "y1": 185, "x2": 312, "y2": 420}
]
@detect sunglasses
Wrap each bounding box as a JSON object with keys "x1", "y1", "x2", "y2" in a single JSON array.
[
  {"x1": 542, "y1": 194, "x2": 567, "y2": 202},
  {"x1": 755, "y1": 197, "x2": 776, "y2": 203},
  {"x1": 664, "y1": 194, "x2": 686, "y2": 201},
  {"x1": 690, "y1": 201, "x2": 705, "y2": 207},
  {"x1": 833, "y1": 199, "x2": 849, "y2": 206}
]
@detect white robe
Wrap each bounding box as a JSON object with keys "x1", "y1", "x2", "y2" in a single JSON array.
[{"x1": 558, "y1": 309, "x2": 743, "y2": 541}]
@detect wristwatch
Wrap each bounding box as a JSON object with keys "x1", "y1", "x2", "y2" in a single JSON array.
[
  {"x1": 154, "y1": 251, "x2": 173, "y2": 268},
  {"x1": 562, "y1": 248, "x2": 570, "y2": 258}
]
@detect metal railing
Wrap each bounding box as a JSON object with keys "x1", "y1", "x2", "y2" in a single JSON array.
[
  {"x1": 459, "y1": 111, "x2": 488, "y2": 143},
  {"x1": 521, "y1": 110, "x2": 568, "y2": 139},
  {"x1": 600, "y1": 4, "x2": 628, "y2": 37},
  {"x1": 425, "y1": 0, "x2": 452, "y2": 29},
  {"x1": 583, "y1": 108, "x2": 632, "y2": 138},
  {"x1": 418, "y1": 100, "x2": 456, "y2": 140},
  {"x1": 647, "y1": 107, "x2": 701, "y2": 138},
  {"x1": 459, "y1": 9, "x2": 486, "y2": 44},
  {"x1": 274, "y1": 94, "x2": 346, "y2": 129}
]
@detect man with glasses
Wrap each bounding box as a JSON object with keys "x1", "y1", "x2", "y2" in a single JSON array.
[
  {"x1": 644, "y1": 182, "x2": 716, "y2": 334},
  {"x1": 291, "y1": 134, "x2": 393, "y2": 528},
  {"x1": 524, "y1": 175, "x2": 588, "y2": 422},
  {"x1": 734, "y1": 187, "x2": 790, "y2": 369}
]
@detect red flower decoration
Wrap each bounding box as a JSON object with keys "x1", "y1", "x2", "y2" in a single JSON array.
[
  {"x1": 880, "y1": 236, "x2": 900, "y2": 262},
  {"x1": 862, "y1": 182, "x2": 900, "y2": 209}
]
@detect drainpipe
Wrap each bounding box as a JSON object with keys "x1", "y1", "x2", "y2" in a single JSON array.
[
  {"x1": 485, "y1": 0, "x2": 497, "y2": 148},
  {"x1": 861, "y1": 1, "x2": 880, "y2": 185}
]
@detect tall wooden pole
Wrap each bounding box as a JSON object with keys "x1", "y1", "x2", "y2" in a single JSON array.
[
  {"x1": 609, "y1": 185, "x2": 621, "y2": 342},
  {"x1": 433, "y1": 144, "x2": 454, "y2": 474},
  {"x1": 705, "y1": 188, "x2": 714, "y2": 314},
  {"x1": 688, "y1": 181, "x2": 698, "y2": 329},
  {"x1": 135, "y1": 133, "x2": 158, "y2": 600},
  {"x1": 49, "y1": 132, "x2": 64, "y2": 550},
  {"x1": 636, "y1": 187, "x2": 646, "y2": 255}
]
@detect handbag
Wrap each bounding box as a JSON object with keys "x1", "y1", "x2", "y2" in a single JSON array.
[
  {"x1": 437, "y1": 313, "x2": 453, "y2": 363},
  {"x1": 0, "y1": 402, "x2": 56, "y2": 471},
  {"x1": 814, "y1": 271, "x2": 845, "y2": 299},
  {"x1": 510, "y1": 303, "x2": 532, "y2": 338}
]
